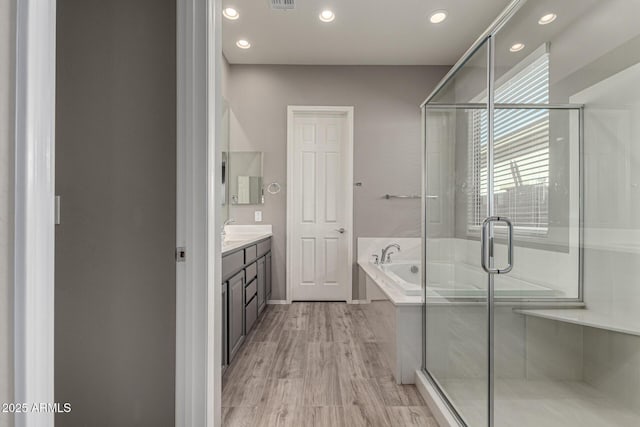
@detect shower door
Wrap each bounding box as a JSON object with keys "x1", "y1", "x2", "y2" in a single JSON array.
[
  {"x1": 423, "y1": 39, "x2": 493, "y2": 427},
  {"x1": 424, "y1": 33, "x2": 584, "y2": 427}
]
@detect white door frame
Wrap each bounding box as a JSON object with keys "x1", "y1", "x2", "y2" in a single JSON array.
[
  {"x1": 13, "y1": 1, "x2": 57, "y2": 425},
  {"x1": 13, "y1": 0, "x2": 222, "y2": 426},
  {"x1": 286, "y1": 106, "x2": 354, "y2": 304},
  {"x1": 176, "y1": 0, "x2": 221, "y2": 426}
]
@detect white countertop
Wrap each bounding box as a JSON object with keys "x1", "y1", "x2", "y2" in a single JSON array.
[{"x1": 221, "y1": 225, "x2": 272, "y2": 255}]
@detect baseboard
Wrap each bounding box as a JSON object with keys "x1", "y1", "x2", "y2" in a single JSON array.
[
  {"x1": 415, "y1": 369, "x2": 462, "y2": 427},
  {"x1": 269, "y1": 299, "x2": 368, "y2": 305},
  {"x1": 266, "y1": 300, "x2": 288, "y2": 305}
]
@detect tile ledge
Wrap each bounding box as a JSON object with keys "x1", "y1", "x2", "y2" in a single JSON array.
[{"x1": 514, "y1": 307, "x2": 640, "y2": 337}]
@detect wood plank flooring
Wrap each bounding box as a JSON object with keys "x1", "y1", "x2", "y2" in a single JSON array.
[{"x1": 222, "y1": 303, "x2": 437, "y2": 427}]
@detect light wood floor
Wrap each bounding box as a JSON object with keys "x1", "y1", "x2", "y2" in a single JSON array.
[{"x1": 222, "y1": 302, "x2": 437, "y2": 427}]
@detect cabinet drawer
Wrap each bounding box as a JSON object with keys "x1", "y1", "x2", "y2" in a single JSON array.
[
  {"x1": 257, "y1": 239, "x2": 271, "y2": 258},
  {"x1": 245, "y1": 245, "x2": 257, "y2": 263},
  {"x1": 245, "y1": 262, "x2": 257, "y2": 281},
  {"x1": 222, "y1": 250, "x2": 244, "y2": 280},
  {"x1": 245, "y1": 296, "x2": 258, "y2": 333},
  {"x1": 245, "y1": 278, "x2": 257, "y2": 301}
]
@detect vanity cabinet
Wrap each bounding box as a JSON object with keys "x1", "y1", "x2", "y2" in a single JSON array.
[{"x1": 222, "y1": 236, "x2": 272, "y2": 366}]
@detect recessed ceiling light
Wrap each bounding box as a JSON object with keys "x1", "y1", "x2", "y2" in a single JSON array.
[
  {"x1": 319, "y1": 9, "x2": 335, "y2": 23},
  {"x1": 236, "y1": 39, "x2": 251, "y2": 49},
  {"x1": 429, "y1": 10, "x2": 447, "y2": 24},
  {"x1": 509, "y1": 42, "x2": 525, "y2": 52},
  {"x1": 538, "y1": 13, "x2": 557, "y2": 25},
  {"x1": 223, "y1": 7, "x2": 239, "y2": 20}
]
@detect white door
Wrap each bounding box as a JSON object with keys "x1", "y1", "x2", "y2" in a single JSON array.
[{"x1": 287, "y1": 107, "x2": 354, "y2": 302}]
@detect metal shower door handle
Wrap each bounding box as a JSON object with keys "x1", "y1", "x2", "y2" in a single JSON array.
[{"x1": 481, "y1": 216, "x2": 514, "y2": 274}]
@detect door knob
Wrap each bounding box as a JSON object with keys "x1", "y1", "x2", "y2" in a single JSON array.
[{"x1": 335, "y1": 227, "x2": 345, "y2": 234}]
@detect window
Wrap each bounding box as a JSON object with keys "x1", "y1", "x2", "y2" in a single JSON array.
[{"x1": 468, "y1": 49, "x2": 550, "y2": 235}]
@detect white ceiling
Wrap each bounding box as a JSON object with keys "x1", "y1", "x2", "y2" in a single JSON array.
[{"x1": 222, "y1": 0, "x2": 511, "y2": 65}]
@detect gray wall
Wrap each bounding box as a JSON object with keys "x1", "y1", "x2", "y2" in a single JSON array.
[
  {"x1": 227, "y1": 65, "x2": 448, "y2": 300},
  {"x1": 0, "y1": 1, "x2": 14, "y2": 427},
  {"x1": 55, "y1": 1, "x2": 176, "y2": 426}
]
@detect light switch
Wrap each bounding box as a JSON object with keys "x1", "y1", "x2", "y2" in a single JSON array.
[{"x1": 254, "y1": 211, "x2": 263, "y2": 222}]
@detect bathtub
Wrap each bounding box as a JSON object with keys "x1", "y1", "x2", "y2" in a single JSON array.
[
  {"x1": 358, "y1": 247, "x2": 423, "y2": 385},
  {"x1": 371, "y1": 260, "x2": 559, "y2": 300},
  {"x1": 379, "y1": 262, "x2": 422, "y2": 296},
  {"x1": 366, "y1": 258, "x2": 561, "y2": 301},
  {"x1": 426, "y1": 261, "x2": 561, "y2": 299}
]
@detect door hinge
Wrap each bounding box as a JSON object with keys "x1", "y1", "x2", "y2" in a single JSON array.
[{"x1": 176, "y1": 247, "x2": 186, "y2": 262}]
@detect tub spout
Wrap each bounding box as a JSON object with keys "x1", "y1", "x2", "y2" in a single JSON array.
[{"x1": 380, "y1": 243, "x2": 401, "y2": 264}]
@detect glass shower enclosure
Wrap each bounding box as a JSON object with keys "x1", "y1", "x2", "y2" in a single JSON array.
[{"x1": 421, "y1": 0, "x2": 640, "y2": 426}]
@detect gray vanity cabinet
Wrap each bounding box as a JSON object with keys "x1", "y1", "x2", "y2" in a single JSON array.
[
  {"x1": 221, "y1": 236, "x2": 272, "y2": 367},
  {"x1": 228, "y1": 270, "x2": 245, "y2": 362},
  {"x1": 257, "y1": 256, "x2": 266, "y2": 314}
]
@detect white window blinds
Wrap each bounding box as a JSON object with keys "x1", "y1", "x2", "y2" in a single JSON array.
[{"x1": 469, "y1": 51, "x2": 550, "y2": 234}]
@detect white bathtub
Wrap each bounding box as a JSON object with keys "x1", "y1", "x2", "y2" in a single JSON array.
[
  {"x1": 427, "y1": 261, "x2": 561, "y2": 299},
  {"x1": 358, "y1": 247, "x2": 423, "y2": 385},
  {"x1": 379, "y1": 262, "x2": 422, "y2": 296},
  {"x1": 371, "y1": 260, "x2": 559, "y2": 300}
]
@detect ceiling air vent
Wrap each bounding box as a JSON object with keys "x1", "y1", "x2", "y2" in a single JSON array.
[{"x1": 271, "y1": 0, "x2": 295, "y2": 10}]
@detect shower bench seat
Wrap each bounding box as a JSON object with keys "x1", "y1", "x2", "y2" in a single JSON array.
[{"x1": 514, "y1": 308, "x2": 640, "y2": 337}]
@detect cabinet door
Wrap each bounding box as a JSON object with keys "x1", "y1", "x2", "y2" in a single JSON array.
[
  {"x1": 222, "y1": 282, "x2": 228, "y2": 370},
  {"x1": 257, "y1": 256, "x2": 266, "y2": 314},
  {"x1": 228, "y1": 271, "x2": 245, "y2": 362},
  {"x1": 266, "y1": 252, "x2": 272, "y2": 300},
  {"x1": 245, "y1": 295, "x2": 258, "y2": 333}
]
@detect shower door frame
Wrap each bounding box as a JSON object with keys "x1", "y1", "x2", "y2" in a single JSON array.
[
  {"x1": 420, "y1": 1, "x2": 585, "y2": 425},
  {"x1": 421, "y1": 102, "x2": 583, "y2": 426}
]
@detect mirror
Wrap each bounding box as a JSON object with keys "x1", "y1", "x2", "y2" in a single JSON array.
[{"x1": 229, "y1": 151, "x2": 264, "y2": 205}]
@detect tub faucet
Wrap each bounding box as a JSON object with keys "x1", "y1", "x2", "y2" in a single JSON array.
[{"x1": 380, "y1": 243, "x2": 401, "y2": 264}]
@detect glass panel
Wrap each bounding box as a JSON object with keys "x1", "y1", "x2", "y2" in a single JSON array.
[
  {"x1": 424, "y1": 39, "x2": 489, "y2": 427},
  {"x1": 491, "y1": 108, "x2": 581, "y2": 425},
  {"x1": 491, "y1": 0, "x2": 640, "y2": 426}
]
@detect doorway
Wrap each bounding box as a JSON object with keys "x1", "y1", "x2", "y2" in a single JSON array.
[
  {"x1": 13, "y1": 0, "x2": 220, "y2": 425},
  {"x1": 54, "y1": 1, "x2": 177, "y2": 425},
  {"x1": 286, "y1": 106, "x2": 354, "y2": 303}
]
